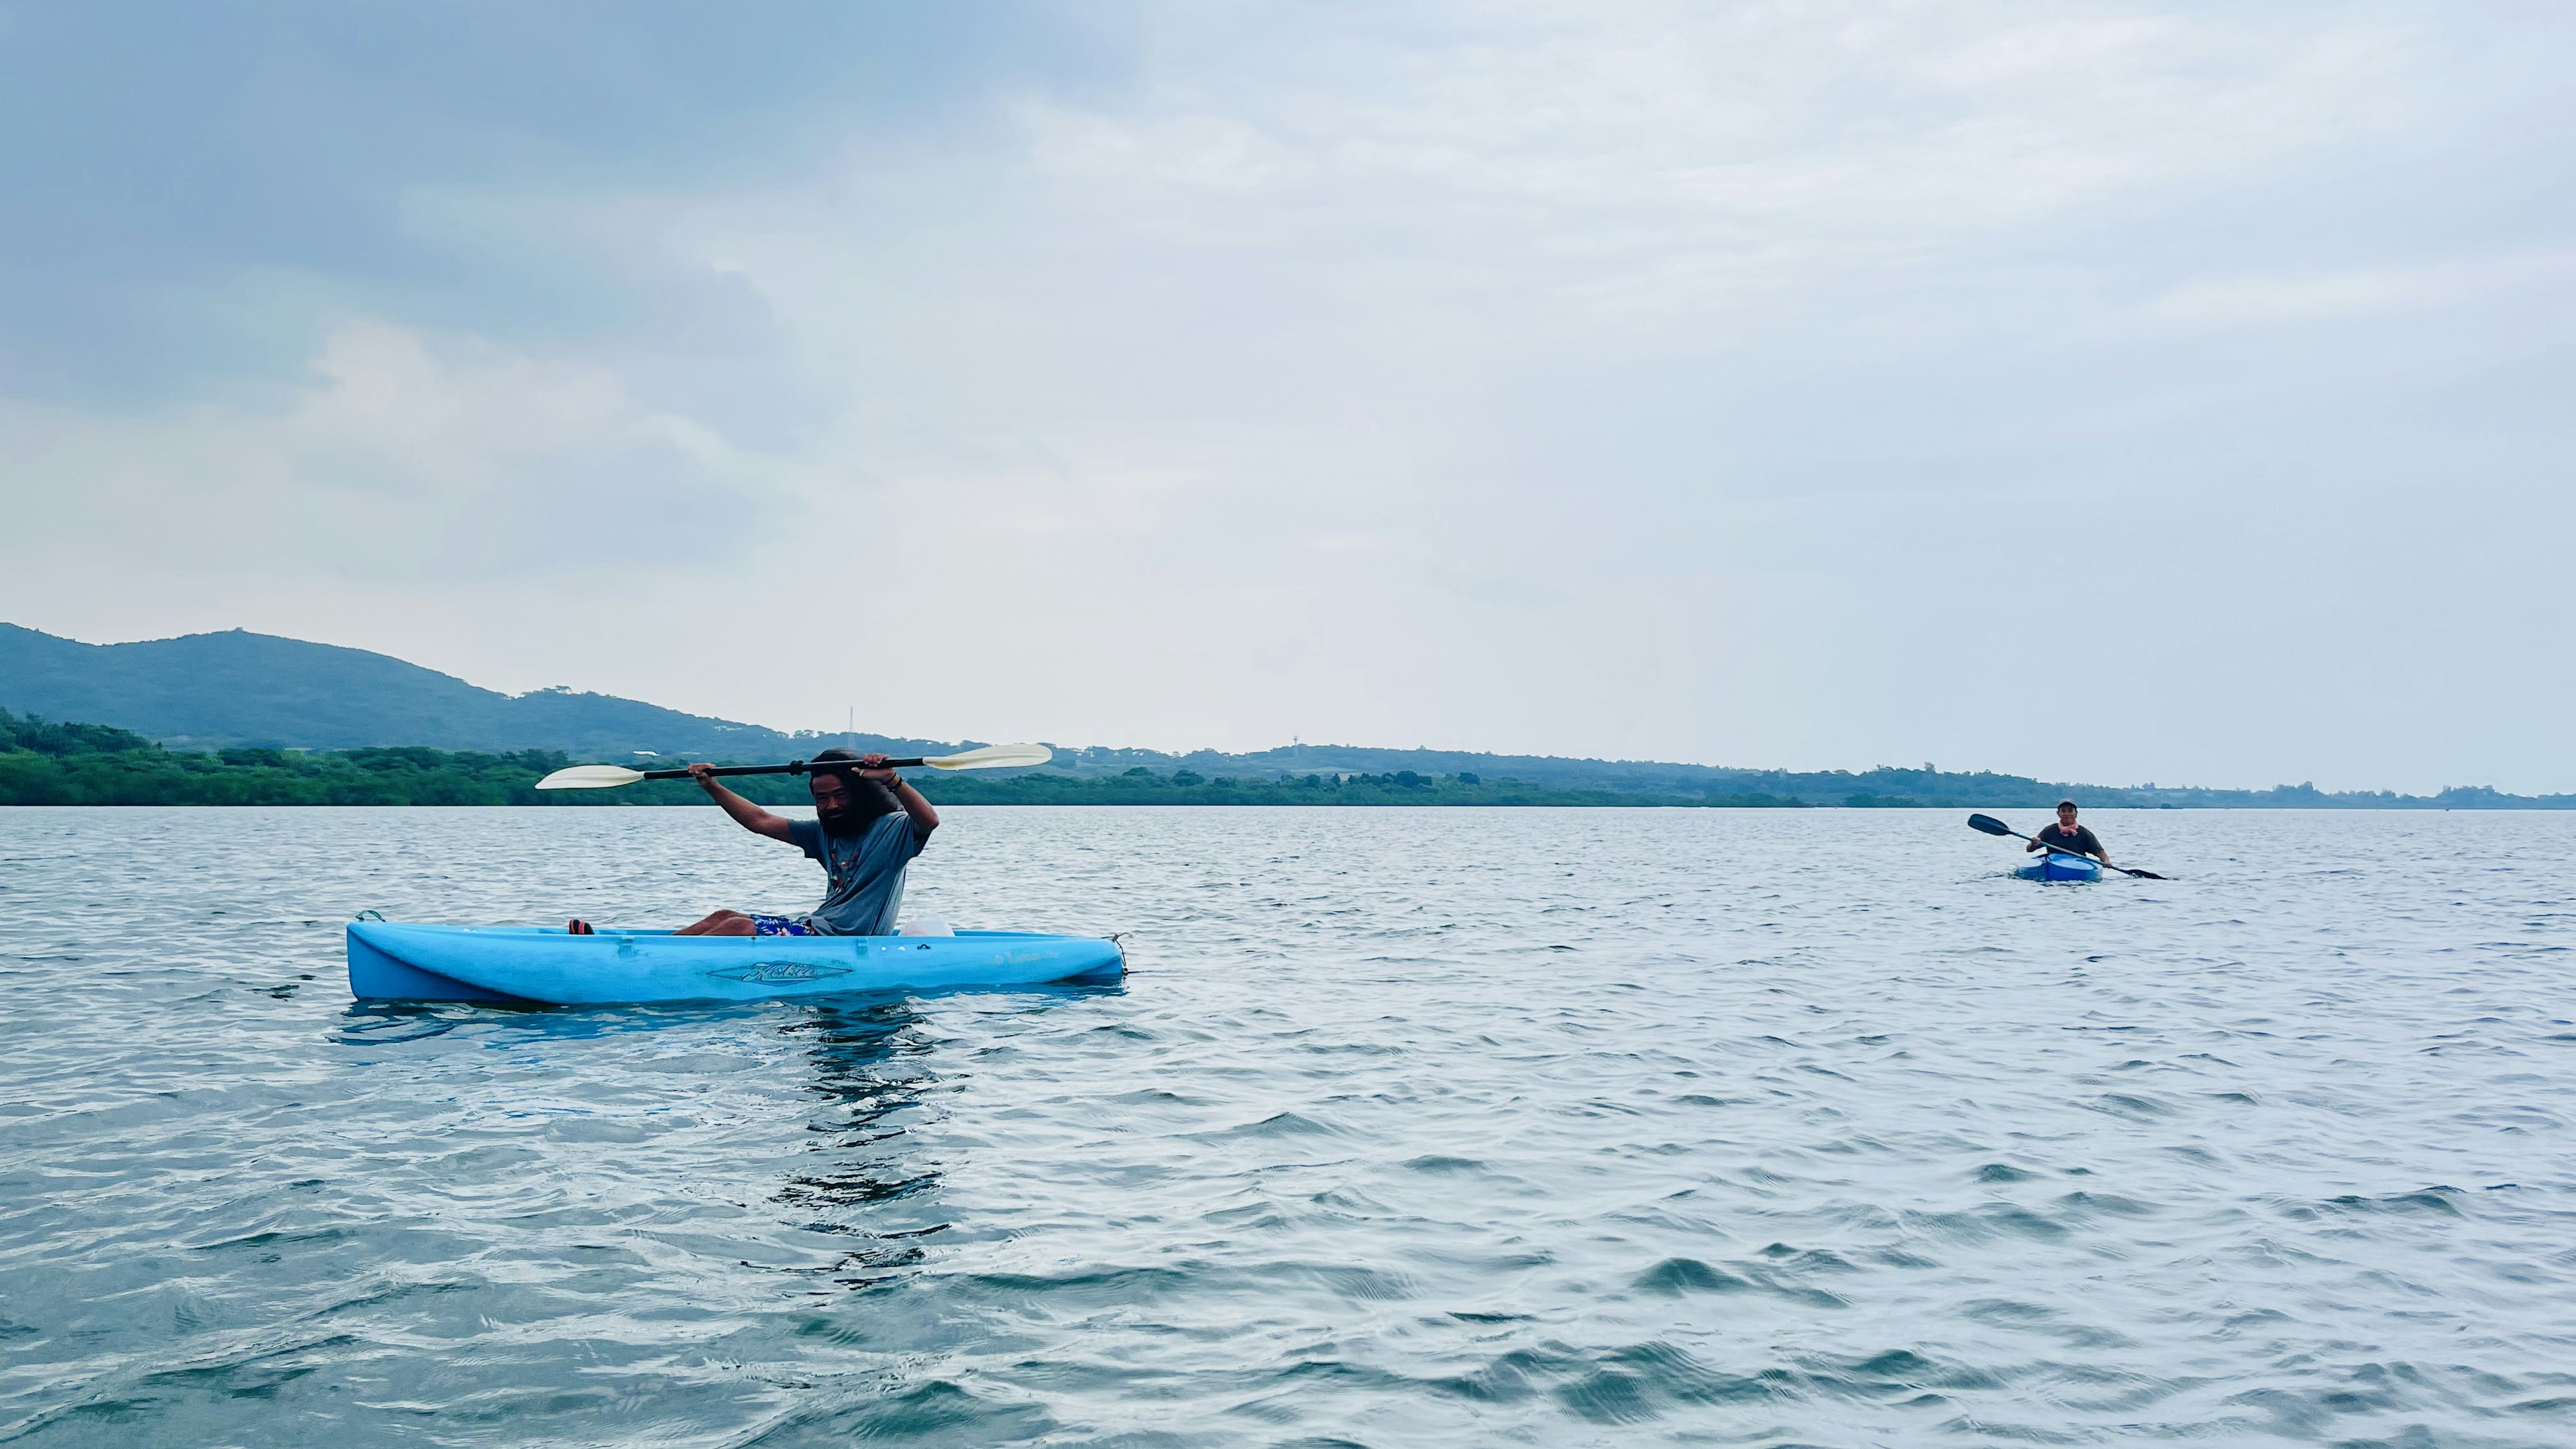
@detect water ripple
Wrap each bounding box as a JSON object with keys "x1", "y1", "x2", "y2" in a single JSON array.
[{"x1": 2, "y1": 806, "x2": 2573, "y2": 1444}]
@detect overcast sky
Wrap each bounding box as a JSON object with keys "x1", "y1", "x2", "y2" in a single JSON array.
[{"x1": 3, "y1": 2, "x2": 2570, "y2": 792}]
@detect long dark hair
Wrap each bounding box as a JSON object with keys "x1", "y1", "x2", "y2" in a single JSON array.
[{"x1": 809, "y1": 747, "x2": 898, "y2": 833}]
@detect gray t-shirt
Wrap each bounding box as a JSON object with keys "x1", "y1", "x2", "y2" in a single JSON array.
[{"x1": 786, "y1": 812, "x2": 932, "y2": 935}]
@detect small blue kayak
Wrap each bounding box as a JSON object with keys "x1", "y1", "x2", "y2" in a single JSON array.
[
  {"x1": 2016, "y1": 852, "x2": 2102, "y2": 883},
  {"x1": 348, "y1": 920, "x2": 1125, "y2": 1006}
]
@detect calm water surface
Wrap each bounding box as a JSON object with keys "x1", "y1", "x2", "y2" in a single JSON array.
[{"x1": 1, "y1": 806, "x2": 2571, "y2": 1447}]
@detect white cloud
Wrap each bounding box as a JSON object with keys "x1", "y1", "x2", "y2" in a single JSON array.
[
  {"x1": 2135, "y1": 250, "x2": 2576, "y2": 331},
  {"x1": 5, "y1": 319, "x2": 789, "y2": 583},
  {"x1": 998, "y1": 3, "x2": 2419, "y2": 342}
]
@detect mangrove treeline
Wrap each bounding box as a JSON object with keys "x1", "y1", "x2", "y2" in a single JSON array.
[
  {"x1": 0, "y1": 711, "x2": 1796, "y2": 808},
  {"x1": 7, "y1": 709, "x2": 2569, "y2": 810}
]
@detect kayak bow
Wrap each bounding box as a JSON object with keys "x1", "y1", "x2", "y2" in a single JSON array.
[{"x1": 2014, "y1": 853, "x2": 2102, "y2": 883}]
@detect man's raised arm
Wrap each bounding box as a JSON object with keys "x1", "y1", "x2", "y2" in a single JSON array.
[
  {"x1": 688, "y1": 762, "x2": 797, "y2": 842},
  {"x1": 859, "y1": 753, "x2": 939, "y2": 835}
]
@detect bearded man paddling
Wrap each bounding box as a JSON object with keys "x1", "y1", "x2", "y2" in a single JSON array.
[{"x1": 571, "y1": 748, "x2": 939, "y2": 938}]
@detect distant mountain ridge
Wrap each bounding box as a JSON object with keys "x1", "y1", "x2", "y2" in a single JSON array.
[
  {"x1": 0, "y1": 624, "x2": 954, "y2": 759},
  {"x1": 3, "y1": 622, "x2": 2567, "y2": 807}
]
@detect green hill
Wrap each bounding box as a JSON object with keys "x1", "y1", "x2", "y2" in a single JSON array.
[{"x1": 0, "y1": 623, "x2": 947, "y2": 759}]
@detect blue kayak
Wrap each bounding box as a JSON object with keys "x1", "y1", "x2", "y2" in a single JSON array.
[
  {"x1": 347, "y1": 920, "x2": 1125, "y2": 1006},
  {"x1": 2016, "y1": 851, "x2": 2102, "y2": 883}
]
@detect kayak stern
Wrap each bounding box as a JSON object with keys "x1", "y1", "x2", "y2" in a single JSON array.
[{"x1": 347, "y1": 923, "x2": 534, "y2": 1003}]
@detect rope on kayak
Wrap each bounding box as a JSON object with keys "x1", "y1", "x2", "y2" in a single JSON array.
[{"x1": 352, "y1": 908, "x2": 385, "y2": 922}]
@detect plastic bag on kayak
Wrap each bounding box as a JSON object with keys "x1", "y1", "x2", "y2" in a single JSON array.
[{"x1": 899, "y1": 910, "x2": 953, "y2": 937}]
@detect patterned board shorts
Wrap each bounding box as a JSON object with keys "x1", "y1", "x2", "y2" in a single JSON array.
[{"x1": 749, "y1": 913, "x2": 817, "y2": 937}]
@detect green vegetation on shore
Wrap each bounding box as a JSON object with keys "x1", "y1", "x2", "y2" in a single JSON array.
[
  {"x1": 8, "y1": 708, "x2": 2572, "y2": 810},
  {"x1": 0, "y1": 711, "x2": 1797, "y2": 808},
  {"x1": 914, "y1": 767, "x2": 1796, "y2": 809},
  {"x1": 13, "y1": 625, "x2": 2576, "y2": 808},
  {"x1": 0, "y1": 712, "x2": 572, "y2": 806}
]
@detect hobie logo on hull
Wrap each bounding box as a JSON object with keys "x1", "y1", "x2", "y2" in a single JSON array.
[{"x1": 708, "y1": 962, "x2": 855, "y2": 983}]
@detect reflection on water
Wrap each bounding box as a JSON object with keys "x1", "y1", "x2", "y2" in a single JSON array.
[
  {"x1": 333, "y1": 998, "x2": 466, "y2": 1044},
  {"x1": 778, "y1": 1002, "x2": 949, "y2": 1290}
]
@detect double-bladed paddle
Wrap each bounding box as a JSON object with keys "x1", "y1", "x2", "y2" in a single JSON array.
[
  {"x1": 536, "y1": 743, "x2": 1053, "y2": 790},
  {"x1": 1967, "y1": 813, "x2": 2169, "y2": 879}
]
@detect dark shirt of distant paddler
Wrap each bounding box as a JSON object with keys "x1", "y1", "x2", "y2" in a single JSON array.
[{"x1": 2034, "y1": 822, "x2": 2102, "y2": 857}]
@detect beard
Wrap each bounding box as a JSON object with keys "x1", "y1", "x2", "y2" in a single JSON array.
[{"x1": 816, "y1": 779, "x2": 899, "y2": 838}]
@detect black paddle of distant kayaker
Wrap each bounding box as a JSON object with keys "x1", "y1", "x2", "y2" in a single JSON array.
[{"x1": 1967, "y1": 814, "x2": 2171, "y2": 879}]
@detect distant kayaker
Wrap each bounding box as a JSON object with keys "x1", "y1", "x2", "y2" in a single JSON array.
[
  {"x1": 655, "y1": 748, "x2": 938, "y2": 937},
  {"x1": 2028, "y1": 800, "x2": 2110, "y2": 867}
]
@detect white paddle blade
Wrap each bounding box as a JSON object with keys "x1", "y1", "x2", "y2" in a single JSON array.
[
  {"x1": 536, "y1": 764, "x2": 649, "y2": 790},
  {"x1": 924, "y1": 743, "x2": 1053, "y2": 771}
]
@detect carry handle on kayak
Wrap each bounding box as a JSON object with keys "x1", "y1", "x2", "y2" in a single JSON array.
[{"x1": 1966, "y1": 813, "x2": 2170, "y2": 879}]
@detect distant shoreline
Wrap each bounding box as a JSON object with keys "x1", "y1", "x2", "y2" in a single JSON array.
[
  {"x1": 5, "y1": 710, "x2": 2571, "y2": 810},
  {"x1": 10, "y1": 794, "x2": 2565, "y2": 804},
  {"x1": 7, "y1": 757, "x2": 2575, "y2": 810}
]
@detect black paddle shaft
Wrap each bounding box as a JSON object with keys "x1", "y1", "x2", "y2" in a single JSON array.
[{"x1": 632, "y1": 757, "x2": 928, "y2": 782}]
